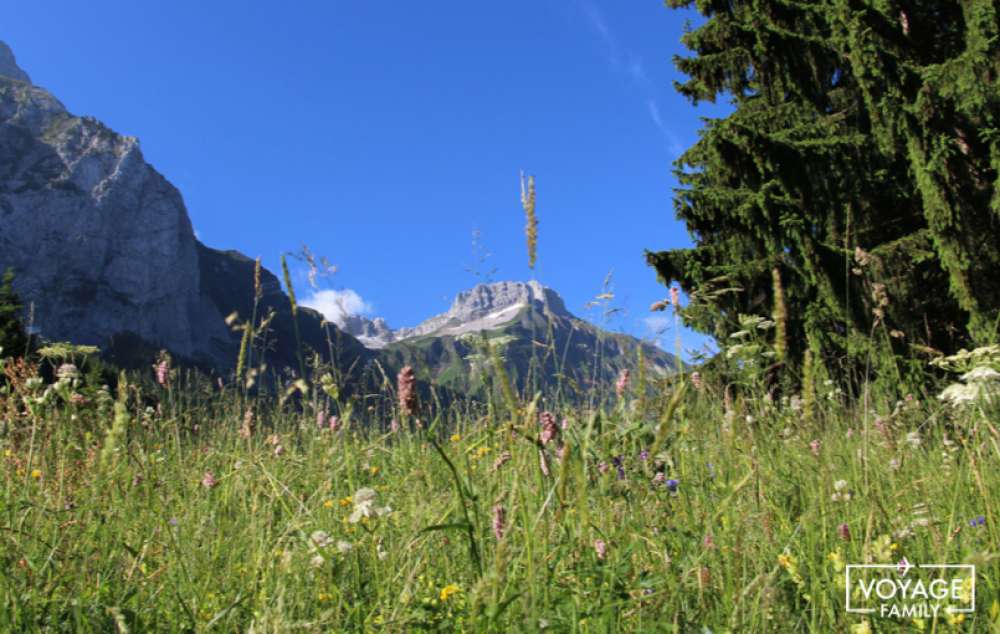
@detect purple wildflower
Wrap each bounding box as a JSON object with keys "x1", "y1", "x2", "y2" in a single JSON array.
[
  {"x1": 639, "y1": 450, "x2": 650, "y2": 462},
  {"x1": 838, "y1": 523, "x2": 851, "y2": 541},
  {"x1": 665, "y1": 479, "x2": 679, "y2": 493},
  {"x1": 969, "y1": 516, "x2": 986, "y2": 527},
  {"x1": 611, "y1": 455, "x2": 625, "y2": 480}
]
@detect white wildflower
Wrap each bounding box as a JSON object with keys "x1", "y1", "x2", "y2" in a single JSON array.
[{"x1": 348, "y1": 487, "x2": 392, "y2": 523}]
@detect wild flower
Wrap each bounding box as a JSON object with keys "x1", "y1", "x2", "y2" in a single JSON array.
[
  {"x1": 310, "y1": 554, "x2": 325, "y2": 568},
  {"x1": 390, "y1": 418, "x2": 399, "y2": 433},
  {"x1": 152, "y1": 352, "x2": 171, "y2": 387},
  {"x1": 665, "y1": 479, "x2": 679, "y2": 493},
  {"x1": 336, "y1": 540, "x2": 353, "y2": 554},
  {"x1": 311, "y1": 530, "x2": 333, "y2": 548},
  {"x1": 838, "y1": 523, "x2": 851, "y2": 541},
  {"x1": 440, "y1": 583, "x2": 461, "y2": 602},
  {"x1": 690, "y1": 371, "x2": 702, "y2": 391},
  {"x1": 611, "y1": 455, "x2": 625, "y2": 480},
  {"x1": 809, "y1": 439, "x2": 821, "y2": 457},
  {"x1": 702, "y1": 532, "x2": 715, "y2": 550},
  {"x1": 316, "y1": 410, "x2": 327, "y2": 429},
  {"x1": 539, "y1": 411, "x2": 558, "y2": 445},
  {"x1": 615, "y1": 369, "x2": 630, "y2": 398},
  {"x1": 850, "y1": 619, "x2": 872, "y2": 634},
  {"x1": 969, "y1": 515, "x2": 986, "y2": 527},
  {"x1": 905, "y1": 431, "x2": 921, "y2": 449},
  {"x1": 594, "y1": 539, "x2": 607, "y2": 560},
  {"x1": 450, "y1": 433, "x2": 462, "y2": 443},
  {"x1": 30, "y1": 468, "x2": 41, "y2": 479},
  {"x1": 827, "y1": 550, "x2": 845, "y2": 572},
  {"x1": 832, "y1": 479, "x2": 852, "y2": 502},
  {"x1": 348, "y1": 487, "x2": 392, "y2": 523},
  {"x1": 492, "y1": 504, "x2": 506, "y2": 541},
  {"x1": 397, "y1": 366, "x2": 418, "y2": 416},
  {"x1": 201, "y1": 471, "x2": 218, "y2": 489},
  {"x1": 561, "y1": 417, "x2": 569, "y2": 430},
  {"x1": 56, "y1": 363, "x2": 79, "y2": 380},
  {"x1": 597, "y1": 461, "x2": 610, "y2": 475},
  {"x1": 652, "y1": 472, "x2": 665, "y2": 486},
  {"x1": 638, "y1": 449, "x2": 650, "y2": 462}
]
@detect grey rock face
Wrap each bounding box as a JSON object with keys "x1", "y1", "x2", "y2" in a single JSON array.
[
  {"x1": 338, "y1": 314, "x2": 396, "y2": 348},
  {"x1": 0, "y1": 42, "x2": 30, "y2": 84},
  {"x1": 0, "y1": 55, "x2": 231, "y2": 366},
  {"x1": 396, "y1": 280, "x2": 571, "y2": 340},
  {"x1": 339, "y1": 281, "x2": 572, "y2": 348}
]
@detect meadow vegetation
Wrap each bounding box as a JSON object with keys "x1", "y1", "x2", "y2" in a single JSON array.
[{"x1": 1, "y1": 333, "x2": 998, "y2": 632}]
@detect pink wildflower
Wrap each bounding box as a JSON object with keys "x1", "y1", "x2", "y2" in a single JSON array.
[
  {"x1": 201, "y1": 471, "x2": 218, "y2": 489},
  {"x1": 594, "y1": 539, "x2": 607, "y2": 561},
  {"x1": 809, "y1": 439, "x2": 821, "y2": 457},
  {"x1": 615, "y1": 369, "x2": 630, "y2": 398}
]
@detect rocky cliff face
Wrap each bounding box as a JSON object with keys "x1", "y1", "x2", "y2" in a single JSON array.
[
  {"x1": 0, "y1": 42, "x2": 368, "y2": 375},
  {"x1": 0, "y1": 42, "x2": 30, "y2": 84},
  {"x1": 0, "y1": 48, "x2": 233, "y2": 366}
]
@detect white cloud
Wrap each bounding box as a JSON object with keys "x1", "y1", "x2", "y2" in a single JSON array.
[
  {"x1": 643, "y1": 315, "x2": 672, "y2": 338},
  {"x1": 301, "y1": 289, "x2": 373, "y2": 325},
  {"x1": 647, "y1": 100, "x2": 686, "y2": 158}
]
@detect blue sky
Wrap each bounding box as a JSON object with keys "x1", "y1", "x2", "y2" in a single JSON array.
[{"x1": 6, "y1": 1, "x2": 726, "y2": 359}]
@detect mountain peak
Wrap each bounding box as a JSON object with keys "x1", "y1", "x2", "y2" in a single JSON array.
[
  {"x1": 0, "y1": 41, "x2": 31, "y2": 84},
  {"x1": 449, "y1": 280, "x2": 571, "y2": 320}
]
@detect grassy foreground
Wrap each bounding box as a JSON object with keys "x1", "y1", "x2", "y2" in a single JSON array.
[{"x1": 1, "y1": 362, "x2": 999, "y2": 632}]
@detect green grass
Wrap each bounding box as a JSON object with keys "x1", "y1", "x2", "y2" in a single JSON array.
[{"x1": 1, "y1": 366, "x2": 999, "y2": 632}]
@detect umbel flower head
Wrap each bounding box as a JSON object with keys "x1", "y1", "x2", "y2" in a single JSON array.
[{"x1": 348, "y1": 488, "x2": 392, "y2": 523}]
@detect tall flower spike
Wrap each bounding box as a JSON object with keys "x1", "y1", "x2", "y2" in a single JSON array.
[
  {"x1": 397, "y1": 366, "x2": 418, "y2": 417},
  {"x1": 492, "y1": 504, "x2": 506, "y2": 541},
  {"x1": 539, "y1": 411, "x2": 558, "y2": 445},
  {"x1": 521, "y1": 171, "x2": 538, "y2": 270}
]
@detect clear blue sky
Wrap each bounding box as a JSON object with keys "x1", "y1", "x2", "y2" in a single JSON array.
[{"x1": 6, "y1": 1, "x2": 726, "y2": 358}]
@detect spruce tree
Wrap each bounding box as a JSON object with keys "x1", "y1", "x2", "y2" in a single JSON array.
[
  {"x1": 648, "y1": 0, "x2": 999, "y2": 386},
  {"x1": 0, "y1": 268, "x2": 28, "y2": 358}
]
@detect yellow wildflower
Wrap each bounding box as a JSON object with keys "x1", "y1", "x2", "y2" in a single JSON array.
[
  {"x1": 323, "y1": 499, "x2": 335, "y2": 509},
  {"x1": 370, "y1": 466, "x2": 379, "y2": 475},
  {"x1": 339, "y1": 496, "x2": 352, "y2": 507},
  {"x1": 439, "y1": 583, "x2": 461, "y2": 601},
  {"x1": 777, "y1": 553, "x2": 796, "y2": 570},
  {"x1": 30, "y1": 469, "x2": 42, "y2": 479},
  {"x1": 948, "y1": 612, "x2": 965, "y2": 626},
  {"x1": 450, "y1": 434, "x2": 461, "y2": 443},
  {"x1": 850, "y1": 620, "x2": 872, "y2": 634}
]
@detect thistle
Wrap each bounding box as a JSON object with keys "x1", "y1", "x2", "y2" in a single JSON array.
[{"x1": 520, "y1": 171, "x2": 538, "y2": 270}]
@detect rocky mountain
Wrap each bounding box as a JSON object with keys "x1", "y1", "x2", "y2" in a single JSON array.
[
  {"x1": 342, "y1": 281, "x2": 680, "y2": 399},
  {"x1": 0, "y1": 42, "x2": 369, "y2": 377}
]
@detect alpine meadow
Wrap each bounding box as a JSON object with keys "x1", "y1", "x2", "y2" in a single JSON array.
[{"x1": 2, "y1": 2, "x2": 1000, "y2": 632}]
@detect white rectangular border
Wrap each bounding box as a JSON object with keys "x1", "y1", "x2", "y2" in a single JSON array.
[{"x1": 845, "y1": 564, "x2": 975, "y2": 614}]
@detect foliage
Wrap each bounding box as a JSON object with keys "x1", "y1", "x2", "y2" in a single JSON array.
[
  {"x1": 0, "y1": 268, "x2": 28, "y2": 359},
  {"x1": 647, "y1": 0, "x2": 1000, "y2": 391}
]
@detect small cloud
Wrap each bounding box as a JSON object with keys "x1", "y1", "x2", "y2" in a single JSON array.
[
  {"x1": 643, "y1": 315, "x2": 671, "y2": 338},
  {"x1": 301, "y1": 289, "x2": 373, "y2": 326},
  {"x1": 647, "y1": 100, "x2": 686, "y2": 158}
]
